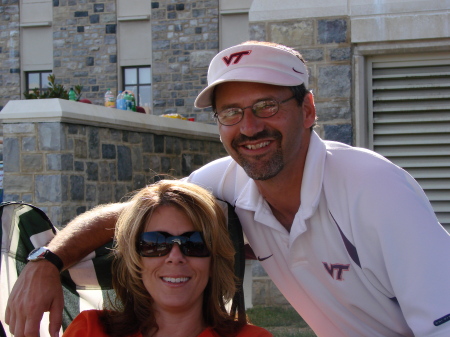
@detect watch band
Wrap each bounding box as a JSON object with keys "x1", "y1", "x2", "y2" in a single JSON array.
[
  {"x1": 28, "y1": 247, "x2": 64, "y2": 272},
  {"x1": 42, "y1": 249, "x2": 63, "y2": 271}
]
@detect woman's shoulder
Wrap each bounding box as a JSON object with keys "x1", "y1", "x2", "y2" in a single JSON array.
[
  {"x1": 63, "y1": 310, "x2": 104, "y2": 336},
  {"x1": 77, "y1": 309, "x2": 102, "y2": 318},
  {"x1": 63, "y1": 310, "x2": 143, "y2": 337}
]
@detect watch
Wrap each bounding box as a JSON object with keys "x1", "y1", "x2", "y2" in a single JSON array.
[{"x1": 27, "y1": 247, "x2": 63, "y2": 272}]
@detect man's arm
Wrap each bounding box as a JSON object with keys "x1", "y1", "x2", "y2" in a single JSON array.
[
  {"x1": 47, "y1": 202, "x2": 128, "y2": 268},
  {"x1": 5, "y1": 202, "x2": 128, "y2": 337}
]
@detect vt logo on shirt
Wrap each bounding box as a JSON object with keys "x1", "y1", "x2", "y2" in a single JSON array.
[{"x1": 323, "y1": 262, "x2": 350, "y2": 281}]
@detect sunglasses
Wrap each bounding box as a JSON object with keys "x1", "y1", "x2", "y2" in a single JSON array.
[{"x1": 138, "y1": 231, "x2": 210, "y2": 258}]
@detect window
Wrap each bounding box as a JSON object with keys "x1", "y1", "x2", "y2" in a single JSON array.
[
  {"x1": 122, "y1": 66, "x2": 151, "y2": 107},
  {"x1": 26, "y1": 71, "x2": 52, "y2": 94}
]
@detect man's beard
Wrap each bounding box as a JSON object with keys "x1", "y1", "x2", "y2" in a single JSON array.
[
  {"x1": 231, "y1": 129, "x2": 284, "y2": 181},
  {"x1": 240, "y1": 150, "x2": 284, "y2": 180}
]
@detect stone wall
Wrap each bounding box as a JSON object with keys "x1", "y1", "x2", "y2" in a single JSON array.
[
  {"x1": 251, "y1": 260, "x2": 290, "y2": 307},
  {"x1": 0, "y1": 1, "x2": 20, "y2": 111},
  {"x1": 1, "y1": 99, "x2": 225, "y2": 228},
  {"x1": 52, "y1": 0, "x2": 118, "y2": 103},
  {"x1": 151, "y1": 0, "x2": 219, "y2": 122},
  {"x1": 250, "y1": 17, "x2": 353, "y2": 145}
]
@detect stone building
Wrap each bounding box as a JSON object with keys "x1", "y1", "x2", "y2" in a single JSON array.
[
  {"x1": 1, "y1": 0, "x2": 448, "y2": 230},
  {"x1": 0, "y1": 0, "x2": 449, "y2": 307}
]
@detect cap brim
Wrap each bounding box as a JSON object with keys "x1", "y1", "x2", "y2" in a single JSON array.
[{"x1": 194, "y1": 67, "x2": 305, "y2": 109}]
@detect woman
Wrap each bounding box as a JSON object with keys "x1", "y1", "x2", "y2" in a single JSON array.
[{"x1": 63, "y1": 180, "x2": 271, "y2": 337}]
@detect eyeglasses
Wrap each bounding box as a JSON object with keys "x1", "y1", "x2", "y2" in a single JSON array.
[
  {"x1": 138, "y1": 231, "x2": 210, "y2": 258},
  {"x1": 215, "y1": 96, "x2": 296, "y2": 126}
]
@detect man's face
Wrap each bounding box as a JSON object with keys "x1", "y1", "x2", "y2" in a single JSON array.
[{"x1": 215, "y1": 82, "x2": 314, "y2": 181}]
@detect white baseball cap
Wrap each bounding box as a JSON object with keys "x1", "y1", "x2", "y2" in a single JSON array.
[{"x1": 194, "y1": 42, "x2": 309, "y2": 108}]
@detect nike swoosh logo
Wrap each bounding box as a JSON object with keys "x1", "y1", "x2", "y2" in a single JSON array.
[
  {"x1": 292, "y1": 67, "x2": 304, "y2": 74},
  {"x1": 257, "y1": 254, "x2": 273, "y2": 262}
]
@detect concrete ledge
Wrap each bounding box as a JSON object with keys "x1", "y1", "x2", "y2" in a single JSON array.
[
  {"x1": 351, "y1": 12, "x2": 450, "y2": 43},
  {"x1": 350, "y1": 0, "x2": 447, "y2": 16},
  {"x1": 0, "y1": 99, "x2": 220, "y2": 141},
  {"x1": 249, "y1": 0, "x2": 348, "y2": 21}
]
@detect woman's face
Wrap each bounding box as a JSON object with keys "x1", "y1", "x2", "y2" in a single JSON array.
[{"x1": 141, "y1": 205, "x2": 211, "y2": 314}]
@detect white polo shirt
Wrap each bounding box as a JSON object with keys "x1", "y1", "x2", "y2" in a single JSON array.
[{"x1": 187, "y1": 132, "x2": 450, "y2": 337}]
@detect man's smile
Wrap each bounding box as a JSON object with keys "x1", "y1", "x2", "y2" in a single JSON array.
[{"x1": 243, "y1": 141, "x2": 271, "y2": 150}]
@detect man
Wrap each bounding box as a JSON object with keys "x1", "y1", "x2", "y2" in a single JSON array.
[{"x1": 6, "y1": 41, "x2": 450, "y2": 337}]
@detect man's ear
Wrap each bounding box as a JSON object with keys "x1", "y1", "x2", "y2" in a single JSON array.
[{"x1": 302, "y1": 92, "x2": 316, "y2": 129}]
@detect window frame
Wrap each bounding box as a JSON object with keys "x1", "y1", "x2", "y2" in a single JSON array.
[{"x1": 25, "y1": 71, "x2": 52, "y2": 95}]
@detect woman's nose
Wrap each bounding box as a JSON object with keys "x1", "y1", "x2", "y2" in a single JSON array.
[{"x1": 165, "y1": 243, "x2": 186, "y2": 263}]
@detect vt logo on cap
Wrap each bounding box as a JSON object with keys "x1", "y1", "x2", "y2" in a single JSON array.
[{"x1": 222, "y1": 51, "x2": 252, "y2": 66}]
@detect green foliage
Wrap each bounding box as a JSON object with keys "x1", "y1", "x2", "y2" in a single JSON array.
[
  {"x1": 24, "y1": 74, "x2": 83, "y2": 100},
  {"x1": 73, "y1": 85, "x2": 83, "y2": 101}
]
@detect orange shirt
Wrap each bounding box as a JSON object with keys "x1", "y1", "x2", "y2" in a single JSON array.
[{"x1": 63, "y1": 310, "x2": 272, "y2": 337}]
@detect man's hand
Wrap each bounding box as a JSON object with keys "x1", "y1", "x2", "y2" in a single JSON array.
[{"x1": 5, "y1": 260, "x2": 63, "y2": 337}]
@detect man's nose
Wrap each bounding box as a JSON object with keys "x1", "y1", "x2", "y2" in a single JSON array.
[{"x1": 239, "y1": 107, "x2": 264, "y2": 137}]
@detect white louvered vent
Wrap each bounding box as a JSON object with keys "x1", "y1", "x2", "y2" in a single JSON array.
[{"x1": 368, "y1": 55, "x2": 450, "y2": 231}]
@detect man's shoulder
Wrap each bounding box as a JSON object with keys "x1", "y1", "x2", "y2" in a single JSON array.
[
  {"x1": 191, "y1": 156, "x2": 236, "y2": 179},
  {"x1": 309, "y1": 132, "x2": 386, "y2": 172},
  {"x1": 324, "y1": 139, "x2": 395, "y2": 172},
  {"x1": 321, "y1": 139, "x2": 409, "y2": 198},
  {"x1": 201, "y1": 155, "x2": 235, "y2": 170},
  {"x1": 186, "y1": 156, "x2": 247, "y2": 195}
]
